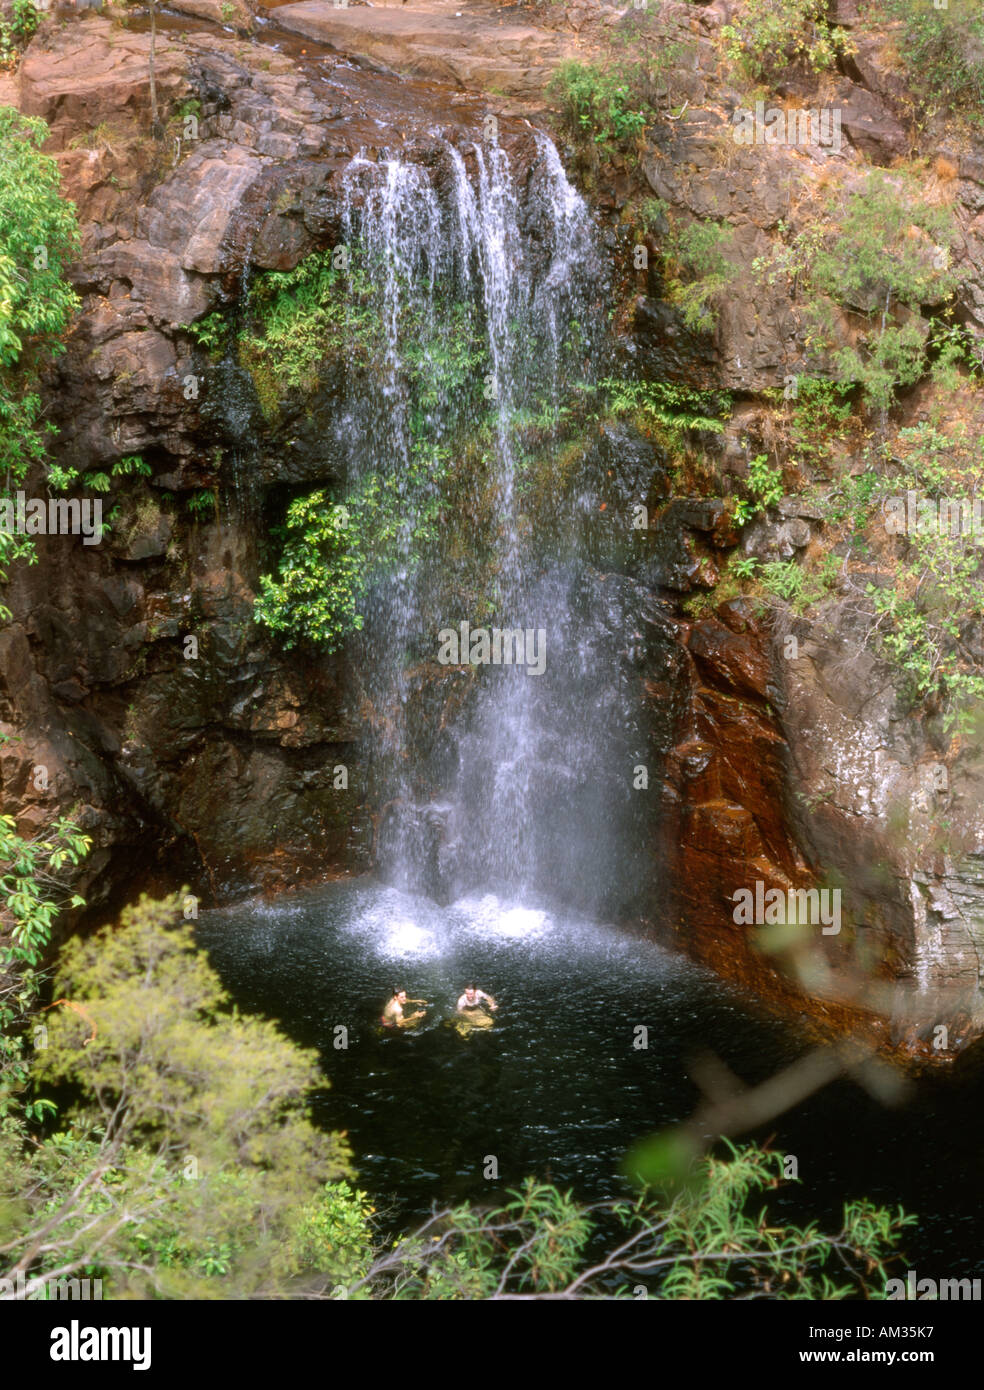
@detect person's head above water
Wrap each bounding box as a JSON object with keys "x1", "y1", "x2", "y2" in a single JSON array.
[
  {"x1": 463, "y1": 984, "x2": 477, "y2": 999},
  {"x1": 392, "y1": 987, "x2": 407, "y2": 1002}
]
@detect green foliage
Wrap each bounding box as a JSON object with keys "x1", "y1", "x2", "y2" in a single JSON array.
[
  {"x1": 45, "y1": 460, "x2": 80, "y2": 492},
  {"x1": 639, "y1": 199, "x2": 739, "y2": 332},
  {"x1": 548, "y1": 19, "x2": 692, "y2": 157},
  {"x1": 0, "y1": 108, "x2": 80, "y2": 368},
  {"x1": 604, "y1": 377, "x2": 731, "y2": 436},
  {"x1": 0, "y1": 0, "x2": 39, "y2": 68},
  {"x1": 786, "y1": 377, "x2": 855, "y2": 472},
  {"x1": 872, "y1": 0, "x2": 984, "y2": 123},
  {"x1": 824, "y1": 469, "x2": 881, "y2": 532},
  {"x1": 237, "y1": 250, "x2": 377, "y2": 418},
  {"x1": 0, "y1": 813, "x2": 90, "y2": 1119},
  {"x1": 828, "y1": 321, "x2": 927, "y2": 416},
  {"x1": 731, "y1": 555, "x2": 759, "y2": 581},
  {"x1": 373, "y1": 1181, "x2": 593, "y2": 1300},
  {"x1": 602, "y1": 377, "x2": 731, "y2": 478},
  {"x1": 403, "y1": 300, "x2": 488, "y2": 428},
  {"x1": 663, "y1": 220, "x2": 739, "y2": 334},
  {"x1": 279, "y1": 1181, "x2": 376, "y2": 1285},
  {"x1": 864, "y1": 423, "x2": 984, "y2": 720},
  {"x1": 1, "y1": 895, "x2": 354, "y2": 1297},
  {"x1": 175, "y1": 96, "x2": 202, "y2": 122},
  {"x1": 252, "y1": 257, "x2": 499, "y2": 651},
  {"x1": 112, "y1": 453, "x2": 152, "y2": 479},
  {"x1": 254, "y1": 491, "x2": 368, "y2": 652},
  {"x1": 186, "y1": 488, "x2": 218, "y2": 521},
  {"x1": 185, "y1": 310, "x2": 229, "y2": 362},
  {"x1": 928, "y1": 319, "x2": 984, "y2": 392},
  {"x1": 1, "y1": 885, "x2": 915, "y2": 1299},
  {"x1": 37, "y1": 899, "x2": 343, "y2": 1168},
  {"x1": 721, "y1": 0, "x2": 855, "y2": 83},
  {"x1": 548, "y1": 61, "x2": 648, "y2": 150},
  {"x1": 254, "y1": 434, "x2": 455, "y2": 652},
  {"x1": 759, "y1": 553, "x2": 840, "y2": 611},
  {"x1": 351, "y1": 1143, "x2": 910, "y2": 1300},
  {"x1": 639, "y1": 195, "x2": 669, "y2": 237},
  {"x1": 809, "y1": 174, "x2": 958, "y2": 411},
  {"x1": 11, "y1": 0, "x2": 39, "y2": 41},
  {"x1": 805, "y1": 420, "x2": 984, "y2": 721},
  {"x1": 733, "y1": 452, "x2": 783, "y2": 525},
  {"x1": 0, "y1": 389, "x2": 54, "y2": 574},
  {"x1": 626, "y1": 1141, "x2": 911, "y2": 1300},
  {"x1": 0, "y1": 106, "x2": 80, "y2": 587},
  {"x1": 688, "y1": 545, "x2": 841, "y2": 619},
  {"x1": 729, "y1": 552, "x2": 840, "y2": 614},
  {"x1": 757, "y1": 174, "x2": 961, "y2": 412},
  {"x1": 757, "y1": 558, "x2": 807, "y2": 604}
]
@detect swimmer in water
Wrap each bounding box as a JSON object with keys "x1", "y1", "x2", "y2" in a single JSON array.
[
  {"x1": 381, "y1": 988, "x2": 426, "y2": 1028},
  {"x1": 456, "y1": 983, "x2": 497, "y2": 1016}
]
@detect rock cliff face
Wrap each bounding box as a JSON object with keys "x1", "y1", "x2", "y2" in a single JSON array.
[{"x1": 2, "y1": 3, "x2": 983, "y2": 1056}]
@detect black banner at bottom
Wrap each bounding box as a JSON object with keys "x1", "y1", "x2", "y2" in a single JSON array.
[{"x1": 5, "y1": 1293, "x2": 975, "y2": 1375}]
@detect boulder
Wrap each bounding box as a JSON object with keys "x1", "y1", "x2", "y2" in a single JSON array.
[{"x1": 273, "y1": 1, "x2": 574, "y2": 98}]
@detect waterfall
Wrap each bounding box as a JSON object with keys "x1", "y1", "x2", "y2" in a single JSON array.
[{"x1": 335, "y1": 131, "x2": 642, "y2": 917}]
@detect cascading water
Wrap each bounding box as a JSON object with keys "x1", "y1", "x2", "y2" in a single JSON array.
[{"x1": 335, "y1": 130, "x2": 647, "y2": 917}]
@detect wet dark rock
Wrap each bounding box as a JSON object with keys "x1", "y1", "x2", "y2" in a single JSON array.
[
  {"x1": 632, "y1": 297, "x2": 719, "y2": 388},
  {"x1": 688, "y1": 618, "x2": 770, "y2": 701},
  {"x1": 586, "y1": 421, "x2": 670, "y2": 511}
]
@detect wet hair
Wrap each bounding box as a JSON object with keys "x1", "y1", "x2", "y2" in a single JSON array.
[
  {"x1": 464, "y1": 982, "x2": 476, "y2": 990},
  {"x1": 392, "y1": 986, "x2": 406, "y2": 996}
]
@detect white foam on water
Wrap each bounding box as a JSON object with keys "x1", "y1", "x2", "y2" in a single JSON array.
[
  {"x1": 452, "y1": 893, "x2": 554, "y2": 942},
  {"x1": 342, "y1": 886, "x2": 443, "y2": 960},
  {"x1": 381, "y1": 918, "x2": 440, "y2": 959}
]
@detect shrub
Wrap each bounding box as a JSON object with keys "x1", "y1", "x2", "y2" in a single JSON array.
[
  {"x1": 870, "y1": 0, "x2": 984, "y2": 123},
  {"x1": 733, "y1": 453, "x2": 783, "y2": 525},
  {"x1": 0, "y1": 106, "x2": 80, "y2": 589},
  {"x1": 721, "y1": 0, "x2": 855, "y2": 83},
  {"x1": 663, "y1": 220, "x2": 739, "y2": 334},
  {"x1": 0, "y1": 1, "x2": 39, "y2": 69},
  {"x1": 864, "y1": 424, "x2": 984, "y2": 721},
  {"x1": 785, "y1": 377, "x2": 855, "y2": 473},
  {"x1": 237, "y1": 251, "x2": 378, "y2": 417},
  {"x1": 1, "y1": 892, "x2": 916, "y2": 1300},
  {"x1": 250, "y1": 256, "x2": 498, "y2": 651},
  {"x1": 354, "y1": 1144, "x2": 911, "y2": 1300},
  {"x1": 0, "y1": 108, "x2": 79, "y2": 369},
  {"x1": 254, "y1": 490, "x2": 369, "y2": 652},
  {"x1": 757, "y1": 173, "x2": 961, "y2": 412},
  {"x1": 548, "y1": 60, "x2": 648, "y2": 151},
  {"x1": 0, "y1": 812, "x2": 90, "y2": 1120},
  {"x1": 548, "y1": 19, "x2": 692, "y2": 157},
  {"x1": 604, "y1": 378, "x2": 731, "y2": 434},
  {"x1": 11, "y1": 895, "x2": 354, "y2": 1298}
]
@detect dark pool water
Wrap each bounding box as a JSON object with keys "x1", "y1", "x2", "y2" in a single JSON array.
[{"x1": 197, "y1": 877, "x2": 984, "y2": 1284}]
